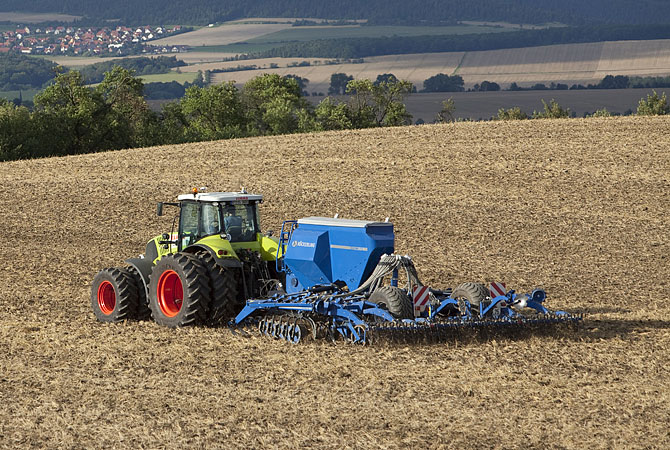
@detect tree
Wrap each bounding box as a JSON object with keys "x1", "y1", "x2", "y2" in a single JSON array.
[
  {"x1": 180, "y1": 81, "x2": 246, "y2": 141},
  {"x1": 436, "y1": 98, "x2": 456, "y2": 123},
  {"x1": 495, "y1": 106, "x2": 528, "y2": 120},
  {"x1": 346, "y1": 77, "x2": 413, "y2": 127},
  {"x1": 374, "y1": 73, "x2": 397, "y2": 85},
  {"x1": 637, "y1": 90, "x2": 670, "y2": 115},
  {"x1": 314, "y1": 97, "x2": 352, "y2": 131},
  {"x1": 472, "y1": 81, "x2": 500, "y2": 92},
  {"x1": 532, "y1": 99, "x2": 570, "y2": 119},
  {"x1": 0, "y1": 100, "x2": 39, "y2": 161},
  {"x1": 589, "y1": 108, "x2": 612, "y2": 117},
  {"x1": 34, "y1": 70, "x2": 104, "y2": 155},
  {"x1": 95, "y1": 66, "x2": 156, "y2": 149},
  {"x1": 328, "y1": 73, "x2": 353, "y2": 95},
  {"x1": 242, "y1": 73, "x2": 312, "y2": 135},
  {"x1": 597, "y1": 75, "x2": 630, "y2": 89},
  {"x1": 284, "y1": 74, "x2": 310, "y2": 96},
  {"x1": 422, "y1": 73, "x2": 464, "y2": 92}
]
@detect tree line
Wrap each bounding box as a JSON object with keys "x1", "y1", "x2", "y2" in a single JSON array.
[
  {"x1": 0, "y1": 68, "x2": 413, "y2": 161},
  {"x1": 0, "y1": 54, "x2": 187, "y2": 91},
  {"x1": 3, "y1": 0, "x2": 670, "y2": 26}
]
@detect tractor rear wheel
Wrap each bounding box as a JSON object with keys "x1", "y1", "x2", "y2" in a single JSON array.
[
  {"x1": 148, "y1": 253, "x2": 211, "y2": 327},
  {"x1": 369, "y1": 286, "x2": 413, "y2": 319},
  {"x1": 450, "y1": 282, "x2": 489, "y2": 306},
  {"x1": 91, "y1": 267, "x2": 139, "y2": 322},
  {"x1": 197, "y1": 251, "x2": 240, "y2": 325},
  {"x1": 127, "y1": 265, "x2": 151, "y2": 320}
]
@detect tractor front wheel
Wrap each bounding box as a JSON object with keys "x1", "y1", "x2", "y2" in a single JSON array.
[
  {"x1": 149, "y1": 253, "x2": 211, "y2": 327},
  {"x1": 91, "y1": 268, "x2": 139, "y2": 322}
]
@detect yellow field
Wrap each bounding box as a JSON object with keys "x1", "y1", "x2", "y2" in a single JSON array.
[
  {"x1": 151, "y1": 23, "x2": 293, "y2": 47},
  {"x1": 1, "y1": 116, "x2": 669, "y2": 447}
]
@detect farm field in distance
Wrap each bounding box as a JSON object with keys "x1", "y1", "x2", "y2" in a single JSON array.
[
  {"x1": 395, "y1": 88, "x2": 664, "y2": 121},
  {"x1": 153, "y1": 21, "x2": 514, "y2": 49},
  {"x1": 138, "y1": 72, "x2": 199, "y2": 84},
  {"x1": 197, "y1": 39, "x2": 670, "y2": 92},
  {"x1": 0, "y1": 12, "x2": 81, "y2": 22},
  {"x1": 0, "y1": 116, "x2": 668, "y2": 448}
]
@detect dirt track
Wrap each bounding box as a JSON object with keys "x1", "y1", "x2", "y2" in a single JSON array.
[{"x1": 1, "y1": 117, "x2": 669, "y2": 448}]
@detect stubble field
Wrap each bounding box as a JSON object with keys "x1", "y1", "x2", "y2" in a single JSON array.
[
  {"x1": 0, "y1": 117, "x2": 668, "y2": 448},
  {"x1": 197, "y1": 39, "x2": 670, "y2": 92}
]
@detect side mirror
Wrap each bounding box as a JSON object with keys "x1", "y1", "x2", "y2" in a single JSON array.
[
  {"x1": 157, "y1": 202, "x2": 164, "y2": 217},
  {"x1": 265, "y1": 230, "x2": 274, "y2": 237}
]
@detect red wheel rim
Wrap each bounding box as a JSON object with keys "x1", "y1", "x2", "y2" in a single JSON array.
[
  {"x1": 97, "y1": 281, "x2": 116, "y2": 315},
  {"x1": 157, "y1": 270, "x2": 184, "y2": 317}
]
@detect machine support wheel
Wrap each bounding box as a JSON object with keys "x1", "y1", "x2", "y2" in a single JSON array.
[
  {"x1": 369, "y1": 286, "x2": 414, "y2": 319},
  {"x1": 451, "y1": 282, "x2": 489, "y2": 308},
  {"x1": 196, "y1": 251, "x2": 240, "y2": 326},
  {"x1": 91, "y1": 267, "x2": 139, "y2": 323},
  {"x1": 148, "y1": 253, "x2": 211, "y2": 327}
]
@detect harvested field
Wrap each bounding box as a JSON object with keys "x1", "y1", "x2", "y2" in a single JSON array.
[
  {"x1": 1, "y1": 117, "x2": 669, "y2": 448},
  {"x1": 151, "y1": 23, "x2": 292, "y2": 47},
  {"x1": 199, "y1": 39, "x2": 670, "y2": 92}
]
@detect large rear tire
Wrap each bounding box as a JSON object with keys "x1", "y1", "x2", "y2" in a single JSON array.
[
  {"x1": 91, "y1": 267, "x2": 139, "y2": 323},
  {"x1": 127, "y1": 265, "x2": 151, "y2": 320},
  {"x1": 450, "y1": 282, "x2": 489, "y2": 306},
  {"x1": 148, "y1": 253, "x2": 211, "y2": 327},
  {"x1": 197, "y1": 251, "x2": 240, "y2": 325},
  {"x1": 369, "y1": 286, "x2": 413, "y2": 319}
]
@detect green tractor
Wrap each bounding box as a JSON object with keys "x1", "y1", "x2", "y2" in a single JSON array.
[{"x1": 91, "y1": 188, "x2": 282, "y2": 327}]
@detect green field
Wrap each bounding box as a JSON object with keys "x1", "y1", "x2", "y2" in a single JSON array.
[
  {"x1": 196, "y1": 42, "x2": 281, "y2": 53},
  {"x1": 139, "y1": 72, "x2": 199, "y2": 83},
  {"x1": 252, "y1": 24, "x2": 512, "y2": 42},
  {"x1": 198, "y1": 24, "x2": 513, "y2": 53},
  {"x1": 0, "y1": 89, "x2": 40, "y2": 102}
]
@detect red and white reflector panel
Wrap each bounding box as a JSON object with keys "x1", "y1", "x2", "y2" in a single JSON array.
[
  {"x1": 489, "y1": 282, "x2": 507, "y2": 298},
  {"x1": 413, "y1": 285, "x2": 431, "y2": 317}
]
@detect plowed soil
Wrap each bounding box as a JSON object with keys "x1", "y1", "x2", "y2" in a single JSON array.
[{"x1": 1, "y1": 117, "x2": 668, "y2": 448}]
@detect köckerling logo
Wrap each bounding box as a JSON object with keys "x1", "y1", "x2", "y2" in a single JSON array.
[{"x1": 292, "y1": 240, "x2": 315, "y2": 248}]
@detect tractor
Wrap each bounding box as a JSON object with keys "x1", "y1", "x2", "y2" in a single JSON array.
[{"x1": 91, "y1": 188, "x2": 283, "y2": 327}]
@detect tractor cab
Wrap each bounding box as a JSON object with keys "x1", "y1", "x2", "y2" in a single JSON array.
[
  {"x1": 174, "y1": 189, "x2": 263, "y2": 249},
  {"x1": 152, "y1": 188, "x2": 279, "y2": 273}
]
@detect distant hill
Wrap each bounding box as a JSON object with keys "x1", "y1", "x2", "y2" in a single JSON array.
[{"x1": 1, "y1": 0, "x2": 670, "y2": 26}]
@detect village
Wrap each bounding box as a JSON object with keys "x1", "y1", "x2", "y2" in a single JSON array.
[{"x1": 0, "y1": 24, "x2": 190, "y2": 56}]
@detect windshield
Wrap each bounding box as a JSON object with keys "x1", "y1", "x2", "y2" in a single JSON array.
[
  {"x1": 179, "y1": 200, "x2": 261, "y2": 248},
  {"x1": 221, "y1": 202, "x2": 260, "y2": 242}
]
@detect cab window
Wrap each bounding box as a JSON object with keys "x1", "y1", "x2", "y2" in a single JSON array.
[
  {"x1": 222, "y1": 202, "x2": 260, "y2": 242},
  {"x1": 179, "y1": 202, "x2": 199, "y2": 249},
  {"x1": 200, "y1": 203, "x2": 221, "y2": 237}
]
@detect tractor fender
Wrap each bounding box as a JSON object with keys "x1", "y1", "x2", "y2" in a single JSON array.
[
  {"x1": 184, "y1": 244, "x2": 243, "y2": 269},
  {"x1": 125, "y1": 257, "x2": 154, "y2": 297}
]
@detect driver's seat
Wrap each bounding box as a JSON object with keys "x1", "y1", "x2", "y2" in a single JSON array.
[{"x1": 224, "y1": 215, "x2": 243, "y2": 241}]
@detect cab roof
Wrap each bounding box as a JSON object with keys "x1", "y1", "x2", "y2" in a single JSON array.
[{"x1": 177, "y1": 191, "x2": 263, "y2": 202}]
